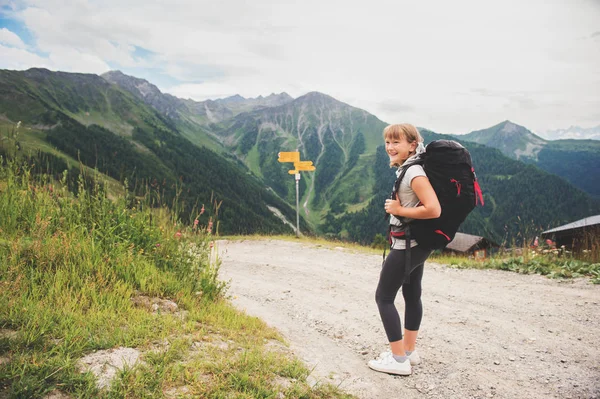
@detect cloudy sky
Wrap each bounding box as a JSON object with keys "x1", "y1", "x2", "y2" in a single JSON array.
[{"x1": 1, "y1": 0, "x2": 599, "y2": 134}]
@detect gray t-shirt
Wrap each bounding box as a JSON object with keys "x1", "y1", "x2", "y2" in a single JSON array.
[{"x1": 389, "y1": 163, "x2": 426, "y2": 249}]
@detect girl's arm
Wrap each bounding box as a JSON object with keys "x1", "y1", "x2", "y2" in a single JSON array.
[{"x1": 385, "y1": 176, "x2": 441, "y2": 219}]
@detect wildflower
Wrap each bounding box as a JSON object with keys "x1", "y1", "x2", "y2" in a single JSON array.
[
  {"x1": 175, "y1": 231, "x2": 182, "y2": 238},
  {"x1": 200, "y1": 204, "x2": 205, "y2": 215},
  {"x1": 210, "y1": 241, "x2": 214, "y2": 249},
  {"x1": 156, "y1": 243, "x2": 161, "y2": 247},
  {"x1": 193, "y1": 219, "x2": 199, "y2": 229},
  {"x1": 207, "y1": 220, "x2": 213, "y2": 234}
]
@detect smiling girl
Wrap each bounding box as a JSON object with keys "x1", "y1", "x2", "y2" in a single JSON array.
[{"x1": 368, "y1": 123, "x2": 441, "y2": 376}]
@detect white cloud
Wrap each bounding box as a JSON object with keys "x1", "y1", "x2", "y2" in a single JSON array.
[
  {"x1": 0, "y1": 43, "x2": 50, "y2": 69},
  {"x1": 0, "y1": 0, "x2": 599, "y2": 132},
  {"x1": 0, "y1": 43, "x2": 111, "y2": 74},
  {"x1": 0, "y1": 27, "x2": 25, "y2": 48}
]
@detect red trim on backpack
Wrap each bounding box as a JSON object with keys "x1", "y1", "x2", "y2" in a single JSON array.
[
  {"x1": 450, "y1": 179, "x2": 461, "y2": 196},
  {"x1": 434, "y1": 230, "x2": 451, "y2": 241},
  {"x1": 388, "y1": 229, "x2": 406, "y2": 246},
  {"x1": 474, "y1": 180, "x2": 484, "y2": 206},
  {"x1": 390, "y1": 231, "x2": 406, "y2": 237},
  {"x1": 471, "y1": 167, "x2": 485, "y2": 206}
]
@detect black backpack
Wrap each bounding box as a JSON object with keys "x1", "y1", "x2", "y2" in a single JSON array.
[{"x1": 389, "y1": 139, "x2": 484, "y2": 251}]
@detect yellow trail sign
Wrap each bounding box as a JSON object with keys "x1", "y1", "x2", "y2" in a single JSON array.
[
  {"x1": 296, "y1": 165, "x2": 315, "y2": 171},
  {"x1": 294, "y1": 161, "x2": 313, "y2": 167},
  {"x1": 288, "y1": 170, "x2": 299, "y2": 175},
  {"x1": 278, "y1": 151, "x2": 300, "y2": 163}
]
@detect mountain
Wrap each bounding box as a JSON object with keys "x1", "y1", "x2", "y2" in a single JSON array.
[
  {"x1": 460, "y1": 120, "x2": 547, "y2": 161},
  {"x1": 541, "y1": 125, "x2": 600, "y2": 141},
  {"x1": 101, "y1": 71, "x2": 293, "y2": 150},
  {"x1": 215, "y1": 92, "x2": 294, "y2": 114},
  {"x1": 0, "y1": 68, "x2": 302, "y2": 235},
  {"x1": 211, "y1": 91, "x2": 388, "y2": 227},
  {"x1": 457, "y1": 120, "x2": 600, "y2": 198}
]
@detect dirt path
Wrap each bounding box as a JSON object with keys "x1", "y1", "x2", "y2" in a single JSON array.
[{"x1": 217, "y1": 239, "x2": 600, "y2": 399}]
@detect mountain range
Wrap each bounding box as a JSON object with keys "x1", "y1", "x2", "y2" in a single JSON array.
[
  {"x1": 541, "y1": 125, "x2": 600, "y2": 141},
  {"x1": 1, "y1": 67, "x2": 599, "y2": 245}
]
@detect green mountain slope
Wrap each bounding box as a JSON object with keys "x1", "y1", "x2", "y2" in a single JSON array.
[
  {"x1": 534, "y1": 139, "x2": 600, "y2": 198},
  {"x1": 212, "y1": 92, "x2": 388, "y2": 227},
  {"x1": 0, "y1": 68, "x2": 303, "y2": 235}
]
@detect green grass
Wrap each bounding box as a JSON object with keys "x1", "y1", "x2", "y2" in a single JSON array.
[
  {"x1": 244, "y1": 146, "x2": 263, "y2": 178},
  {"x1": 0, "y1": 159, "x2": 355, "y2": 399},
  {"x1": 72, "y1": 109, "x2": 135, "y2": 137},
  {"x1": 430, "y1": 250, "x2": 600, "y2": 284}
]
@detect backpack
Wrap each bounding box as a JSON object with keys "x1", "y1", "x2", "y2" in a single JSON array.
[{"x1": 390, "y1": 139, "x2": 484, "y2": 251}]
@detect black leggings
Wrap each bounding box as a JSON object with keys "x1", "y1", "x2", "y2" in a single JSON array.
[{"x1": 375, "y1": 246, "x2": 431, "y2": 342}]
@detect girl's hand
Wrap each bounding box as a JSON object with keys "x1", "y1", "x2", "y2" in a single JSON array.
[{"x1": 384, "y1": 198, "x2": 402, "y2": 216}]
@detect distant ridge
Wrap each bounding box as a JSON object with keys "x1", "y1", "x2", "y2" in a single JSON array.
[
  {"x1": 460, "y1": 120, "x2": 547, "y2": 161},
  {"x1": 542, "y1": 125, "x2": 600, "y2": 141}
]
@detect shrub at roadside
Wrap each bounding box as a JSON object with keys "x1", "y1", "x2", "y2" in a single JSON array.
[{"x1": 432, "y1": 250, "x2": 600, "y2": 284}]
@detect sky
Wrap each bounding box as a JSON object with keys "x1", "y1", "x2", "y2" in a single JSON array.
[{"x1": 0, "y1": 0, "x2": 599, "y2": 135}]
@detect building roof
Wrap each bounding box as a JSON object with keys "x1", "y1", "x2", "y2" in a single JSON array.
[
  {"x1": 542, "y1": 215, "x2": 600, "y2": 235},
  {"x1": 446, "y1": 232, "x2": 487, "y2": 253}
]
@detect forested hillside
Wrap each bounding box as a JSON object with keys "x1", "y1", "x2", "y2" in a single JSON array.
[
  {"x1": 0, "y1": 68, "x2": 304, "y2": 235},
  {"x1": 533, "y1": 139, "x2": 600, "y2": 198}
]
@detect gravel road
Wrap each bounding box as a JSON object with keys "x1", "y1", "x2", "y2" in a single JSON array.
[{"x1": 217, "y1": 239, "x2": 600, "y2": 399}]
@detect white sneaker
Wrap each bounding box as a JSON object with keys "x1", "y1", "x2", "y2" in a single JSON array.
[
  {"x1": 378, "y1": 350, "x2": 421, "y2": 366},
  {"x1": 368, "y1": 353, "x2": 412, "y2": 375}
]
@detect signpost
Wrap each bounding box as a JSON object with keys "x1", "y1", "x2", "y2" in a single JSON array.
[{"x1": 277, "y1": 151, "x2": 316, "y2": 237}]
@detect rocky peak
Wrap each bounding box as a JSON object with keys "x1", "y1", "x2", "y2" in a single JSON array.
[{"x1": 102, "y1": 70, "x2": 163, "y2": 100}]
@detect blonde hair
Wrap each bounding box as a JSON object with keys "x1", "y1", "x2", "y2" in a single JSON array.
[
  {"x1": 383, "y1": 123, "x2": 423, "y2": 144},
  {"x1": 383, "y1": 124, "x2": 423, "y2": 167}
]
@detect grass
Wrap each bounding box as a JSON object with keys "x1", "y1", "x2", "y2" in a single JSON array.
[
  {"x1": 0, "y1": 158, "x2": 355, "y2": 399},
  {"x1": 430, "y1": 248, "x2": 600, "y2": 284},
  {"x1": 0, "y1": 122, "x2": 126, "y2": 199}
]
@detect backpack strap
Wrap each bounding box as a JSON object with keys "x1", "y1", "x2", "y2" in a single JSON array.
[
  {"x1": 404, "y1": 227, "x2": 412, "y2": 284},
  {"x1": 392, "y1": 162, "x2": 421, "y2": 201},
  {"x1": 383, "y1": 160, "x2": 424, "y2": 280},
  {"x1": 383, "y1": 161, "x2": 422, "y2": 221}
]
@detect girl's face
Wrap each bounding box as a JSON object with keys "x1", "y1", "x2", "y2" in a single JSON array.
[{"x1": 385, "y1": 135, "x2": 417, "y2": 165}]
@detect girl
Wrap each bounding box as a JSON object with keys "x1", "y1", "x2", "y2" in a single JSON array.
[{"x1": 368, "y1": 123, "x2": 441, "y2": 376}]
